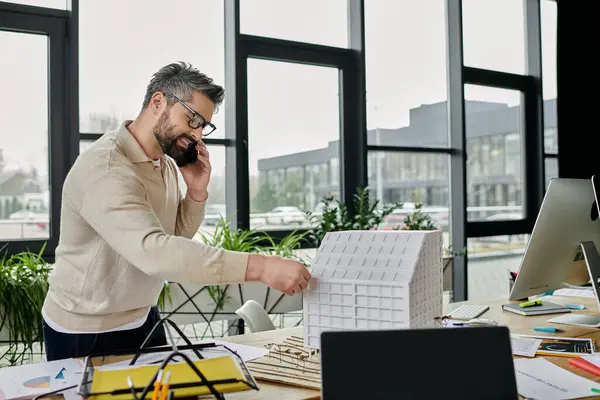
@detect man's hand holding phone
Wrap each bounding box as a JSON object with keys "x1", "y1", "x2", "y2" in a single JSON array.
[{"x1": 180, "y1": 142, "x2": 210, "y2": 202}]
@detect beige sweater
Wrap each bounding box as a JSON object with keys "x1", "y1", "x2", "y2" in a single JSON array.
[{"x1": 42, "y1": 121, "x2": 249, "y2": 332}]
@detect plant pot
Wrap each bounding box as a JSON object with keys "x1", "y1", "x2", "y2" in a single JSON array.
[{"x1": 159, "y1": 282, "x2": 302, "y2": 325}]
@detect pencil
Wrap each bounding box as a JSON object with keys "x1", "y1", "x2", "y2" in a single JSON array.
[
  {"x1": 152, "y1": 369, "x2": 163, "y2": 400},
  {"x1": 160, "y1": 371, "x2": 171, "y2": 400}
]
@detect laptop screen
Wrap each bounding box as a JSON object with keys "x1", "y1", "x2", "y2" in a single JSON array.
[{"x1": 320, "y1": 326, "x2": 517, "y2": 400}]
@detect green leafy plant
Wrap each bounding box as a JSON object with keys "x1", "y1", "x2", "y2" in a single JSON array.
[
  {"x1": 0, "y1": 243, "x2": 51, "y2": 366},
  {"x1": 260, "y1": 229, "x2": 310, "y2": 265},
  {"x1": 396, "y1": 202, "x2": 467, "y2": 258},
  {"x1": 306, "y1": 185, "x2": 402, "y2": 247}
]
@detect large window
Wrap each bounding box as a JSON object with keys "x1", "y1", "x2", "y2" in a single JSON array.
[
  {"x1": 79, "y1": 0, "x2": 226, "y2": 137},
  {"x1": 240, "y1": 0, "x2": 348, "y2": 48},
  {"x1": 364, "y1": 1, "x2": 456, "y2": 296},
  {"x1": 365, "y1": 0, "x2": 448, "y2": 147},
  {"x1": 462, "y1": 0, "x2": 526, "y2": 74},
  {"x1": 4, "y1": 1, "x2": 555, "y2": 304},
  {"x1": 465, "y1": 85, "x2": 524, "y2": 222},
  {"x1": 247, "y1": 59, "x2": 341, "y2": 230},
  {"x1": 0, "y1": 31, "x2": 50, "y2": 241},
  {"x1": 78, "y1": 0, "x2": 228, "y2": 239}
]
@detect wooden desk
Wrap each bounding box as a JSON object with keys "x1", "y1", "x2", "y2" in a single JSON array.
[
  {"x1": 222, "y1": 294, "x2": 600, "y2": 400},
  {"x1": 48, "y1": 295, "x2": 599, "y2": 400}
]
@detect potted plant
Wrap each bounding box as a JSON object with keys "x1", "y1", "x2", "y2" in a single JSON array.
[{"x1": 0, "y1": 244, "x2": 51, "y2": 366}]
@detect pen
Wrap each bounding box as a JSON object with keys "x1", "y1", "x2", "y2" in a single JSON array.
[
  {"x1": 534, "y1": 326, "x2": 562, "y2": 333},
  {"x1": 160, "y1": 371, "x2": 171, "y2": 400},
  {"x1": 152, "y1": 369, "x2": 163, "y2": 400},
  {"x1": 565, "y1": 304, "x2": 585, "y2": 310},
  {"x1": 519, "y1": 299, "x2": 542, "y2": 308}
]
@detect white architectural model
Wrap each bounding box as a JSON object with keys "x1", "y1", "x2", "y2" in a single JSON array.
[{"x1": 303, "y1": 230, "x2": 443, "y2": 349}]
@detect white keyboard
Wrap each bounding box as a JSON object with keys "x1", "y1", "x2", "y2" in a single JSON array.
[{"x1": 448, "y1": 304, "x2": 490, "y2": 320}]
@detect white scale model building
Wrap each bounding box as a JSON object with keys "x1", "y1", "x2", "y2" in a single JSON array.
[{"x1": 303, "y1": 230, "x2": 443, "y2": 349}]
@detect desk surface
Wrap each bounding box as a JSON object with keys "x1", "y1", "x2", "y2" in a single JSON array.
[
  {"x1": 55, "y1": 295, "x2": 600, "y2": 400},
  {"x1": 223, "y1": 294, "x2": 600, "y2": 400}
]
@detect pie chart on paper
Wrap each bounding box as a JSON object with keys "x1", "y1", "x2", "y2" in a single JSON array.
[{"x1": 23, "y1": 375, "x2": 51, "y2": 388}]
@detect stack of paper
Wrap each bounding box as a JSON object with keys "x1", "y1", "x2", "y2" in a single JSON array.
[
  {"x1": 514, "y1": 358, "x2": 600, "y2": 400},
  {"x1": 553, "y1": 288, "x2": 595, "y2": 298},
  {"x1": 510, "y1": 335, "x2": 541, "y2": 357}
]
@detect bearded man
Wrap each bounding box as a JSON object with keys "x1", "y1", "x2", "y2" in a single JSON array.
[{"x1": 42, "y1": 62, "x2": 311, "y2": 360}]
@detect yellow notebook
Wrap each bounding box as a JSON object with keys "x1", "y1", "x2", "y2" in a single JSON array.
[{"x1": 89, "y1": 356, "x2": 251, "y2": 400}]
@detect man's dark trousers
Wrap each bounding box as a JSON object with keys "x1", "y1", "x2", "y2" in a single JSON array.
[{"x1": 43, "y1": 306, "x2": 167, "y2": 361}]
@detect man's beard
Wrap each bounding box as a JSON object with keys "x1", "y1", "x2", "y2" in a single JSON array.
[{"x1": 153, "y1": 112, "x2": 198, "y2": 167}]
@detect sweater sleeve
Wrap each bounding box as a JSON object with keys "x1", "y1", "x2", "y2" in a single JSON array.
[
  {"x1": 175, "y1": 192, "x2": 206, "y2": 238},
  {"x1": 78, "y1": 173, "x2": 248, "y2": 284}
]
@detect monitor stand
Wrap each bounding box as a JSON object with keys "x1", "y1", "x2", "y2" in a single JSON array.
[{"x1": 551, "y1": 241, "x2": 600, "y2": 328}]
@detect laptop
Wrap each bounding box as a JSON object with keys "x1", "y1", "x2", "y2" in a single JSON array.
[{"x1": 320, "y1": 326, "x2": 518, "y2": 400}]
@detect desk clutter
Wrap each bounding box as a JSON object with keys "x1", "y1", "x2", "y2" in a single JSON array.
[
  {"x1": 247, "y1": 335, "x2": 321, "y2": 390},
  {"x1": 0, "y1": 319, "x2": 267, "y2": 400}
]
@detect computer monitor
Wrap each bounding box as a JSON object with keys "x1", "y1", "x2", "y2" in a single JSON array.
[
  {"x1": 508, "y1": 178, "x2": 596, "y2": 301},
  {"x1": 320, "y1": 327, "x2": 518, "y2": 400}
]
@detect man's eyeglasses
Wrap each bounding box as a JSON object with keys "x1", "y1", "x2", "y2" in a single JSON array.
[{"x1": 162, "y1": 92, "x2": 217, "y2": 136}]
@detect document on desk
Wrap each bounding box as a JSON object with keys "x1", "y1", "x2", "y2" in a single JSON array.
[
  {"x1": 553, "y1": 288, "x2": 595, "y2": 298},
  {"x1": 514, "y1": 358, "x2": 600, "y2": 400},
  {"x1": 510, "y1": 334, "x2": 541, "y2": 357}
]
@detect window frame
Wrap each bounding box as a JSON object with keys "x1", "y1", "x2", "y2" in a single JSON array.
[
  {"x1": 2, "y1": 0, "x2": 552, "y2": 302},
  {"x1": 0, "y1": 3, "x2": 75, "y2": 258}
]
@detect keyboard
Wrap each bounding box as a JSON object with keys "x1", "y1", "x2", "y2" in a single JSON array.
[{"x1": 448, "y1": 304, "x2": 490, "y2": 320}]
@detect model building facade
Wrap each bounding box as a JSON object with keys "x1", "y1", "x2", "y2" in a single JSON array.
[{"x1": 303, "y1": 230, "x2": 443, "y2": 349}]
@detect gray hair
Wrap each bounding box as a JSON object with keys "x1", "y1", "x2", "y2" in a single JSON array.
[{"x1": 141, "y1": 61, "x2": 224, "y2": 112}]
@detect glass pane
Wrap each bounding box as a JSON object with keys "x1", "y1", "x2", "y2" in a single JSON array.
[
  {"x1": 542, "y1": 0, "x2": 558, "y2": 148},
  {"x1": 240, "y1": 0, "x2": 348, "y2": 48},
  {"x1": 545, "y1": 157, "x2": 558, "y2": 190},
  {"x1": 365, "y1": 1, "x2": 448, "y2": 146},
  {"x1": 462, "y1": 0, "x2": 526, "y2": 74},
  {"x1": 544, "y1": 126, "x2": 558, "y2": 154},
  {"x1": 367, "y1": 151, "x2": 451, "y2": 251},
  {"x1": 467, "y1": 235, "x2": 528, "y2": 300},
  {"x1": 79, "y1": 140, "x2": 94, "y2": 155},
  {"x1": 177, "y1": 146, "x2": 226, "y2": 240},
  {"x1": 79, "y1": 1, "x2": 226, "y2": 138},
  {"x1": 2, "y1": 0, "x2": 65, "y2": 9},
  {"x1": 0, "y1": 31, "x2": 49, "y2": 241},
  {"x1": 465, "y1": 85, "x2": 524, "y2": 222},
  {"x1": 247, "y1": 60, "x2": 340, "y2": 231}
]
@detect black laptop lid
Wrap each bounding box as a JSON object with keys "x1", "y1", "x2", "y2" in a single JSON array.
[{"x1": 320, "y1": 326, "x2": 517, "y2": 400}]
